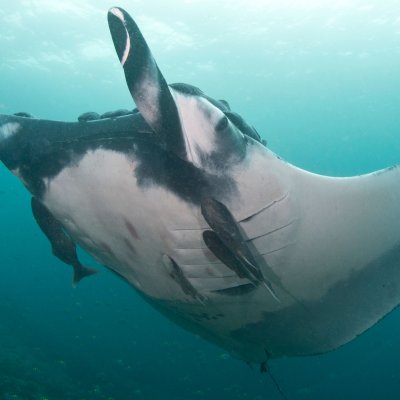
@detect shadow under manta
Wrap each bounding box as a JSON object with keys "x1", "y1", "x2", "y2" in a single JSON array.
[{"x1": 1, "y1": 6, "x2": 400, "y2": 365}]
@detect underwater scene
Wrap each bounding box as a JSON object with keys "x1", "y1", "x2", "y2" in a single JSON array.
[{"x1": 1, "y1": 0, "x2": 400, "y2": 399}]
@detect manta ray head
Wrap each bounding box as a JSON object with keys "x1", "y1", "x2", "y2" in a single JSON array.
[{"x1": 169, "y1": 83, "x2": 248, "y2": 172}]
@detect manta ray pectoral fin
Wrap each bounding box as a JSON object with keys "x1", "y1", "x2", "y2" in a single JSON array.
[
  {"x1": 31, "y1": 198, "x2": 97, "y2": 286},
  {"x1": 107, "y1": 7, "x2": 186, "y2": 160},
  {"x1": 201, "y1": 197, "x2": 281, "y2": 302}
]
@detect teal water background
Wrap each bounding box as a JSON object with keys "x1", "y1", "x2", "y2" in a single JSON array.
[{"x1": 1, "y1": 1, "x2": 400, "y2": 399}]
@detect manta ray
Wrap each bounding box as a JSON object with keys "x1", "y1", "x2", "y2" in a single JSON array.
[{"x1": 1, "y1": 7, "x2": 400, "y2": 367}]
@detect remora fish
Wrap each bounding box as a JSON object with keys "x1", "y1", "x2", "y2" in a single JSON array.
[{"x1": 1, "y1": 7, "x2": 400, "y2": 365}]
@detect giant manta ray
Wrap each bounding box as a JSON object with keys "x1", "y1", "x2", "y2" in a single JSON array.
[{"x1": 1, "y1": 7, "x2": 400, "y2": 367}]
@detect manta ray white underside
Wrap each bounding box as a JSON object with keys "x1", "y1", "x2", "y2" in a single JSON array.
[{"x1": 1, "y1": 7, "x2": 400, "y2": 365}]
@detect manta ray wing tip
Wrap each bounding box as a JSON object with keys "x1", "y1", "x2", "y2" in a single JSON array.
[{"x1": 108, "y1": 7, "x2": 125, "y2": 18}]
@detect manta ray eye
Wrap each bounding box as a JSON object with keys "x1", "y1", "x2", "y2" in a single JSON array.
[{"x1": 215, "y1": 116, "x2": 229, "y2": 132}]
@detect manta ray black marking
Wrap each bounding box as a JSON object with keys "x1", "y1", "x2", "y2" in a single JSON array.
[{"x1": 1, "y1": 7, "x2": 400, "y2": 366}]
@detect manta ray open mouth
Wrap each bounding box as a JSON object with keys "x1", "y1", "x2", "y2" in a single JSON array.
[{"x1": 1, "y1": 6, "x2": 400, "y2": 368}]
